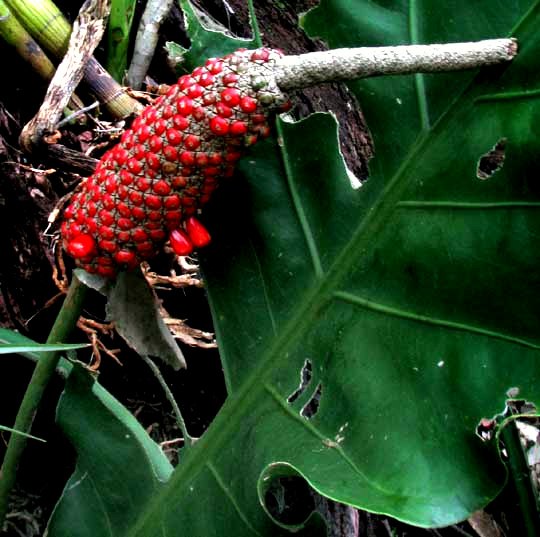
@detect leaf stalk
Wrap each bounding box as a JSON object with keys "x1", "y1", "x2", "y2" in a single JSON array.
[{"x1": 0, "y1": 276, "x2": 87, "y2": 528}]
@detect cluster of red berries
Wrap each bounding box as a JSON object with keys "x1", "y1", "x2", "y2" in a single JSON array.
[{"x1": 61, "y1": 48, "x2": 291, "y2": 278}]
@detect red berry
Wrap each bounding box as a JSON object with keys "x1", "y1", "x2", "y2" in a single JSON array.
[
  {"x1": 163, "y1": 195, "x2": 181, "y2": 210},
  {"x1": 114, "y1": 147, "x2": 129, "y2": 166},
  {"x1": 132, "y1": 228, "x2": 148, "y2": 242},
  {"x1": 184, "y1": 134, "x2": 201, "y2": 150},
  {"x1": 216, "y1": 102, "x2": 233, "y2": 118},
  {"x1": 99, "y1": 240, "x2": 118, "y2": 253},
  {"x1": 178, "y1": 75, "x2": 195, "y2": 89},
  {"x1": 172, "y1": 176, "x2": 187, "y2": 189},
  {"x1": 230, "y1": 120, "x2": 247, "y2": 136},
  {"x1": 153, "y1": 180, "x2": 171, "y2": 196},
  {"x1": 177, "y1": 96, "x2": 193, "y2": 116},
  {"x1": 192, "y1": 106, "x2": 206, "y2": 121},
  {"x1": 196, "y1": 153, "x2": 209, "y2": 167},
  {"x1": 172, "y1": 114, "x2": 189, "y2": 130},
  {"x1": 118, "y1": 171, "x2": 132, "y2": 187},
  {"x1": 240, "y1": 96, "x2": 257, "y2": 113},
  {"x1": 209, "y1": 116, "x2": 229, "y2": 136},
  {"x1": 146, "y1": 152, "x2": 161, "y2": 171},
  {"x1": 117, "y1": 202, "x2": 131, "y2": 218},
  {"x1": 117, "y1": 218, "x2": 134, "y2": 230},
  {"x1": 222, "y1": 73, "x2": 238, "y2": 85},
  {"x1": 163, "y1": 145, "x2": 179, "y2": 162},
  {"x1": 117, "y1": 231, "x2": 131, "y2": 243},
  {"x1": 170, "y1": 229, "x2": 193, "y2": 256},
  {"x1": 161, "y1": 104, "x2": 175, "y2": 119},
  {"x1": 185, "y1": 216, "x2": 211, "y2": 248},
  {"x1": 97, "y1": 265, "x2": 117, "y2": 278},
  {"x1": 150, "y1": 229, "x2": 166, "y2": 241},
  {"x1": 145, "y1": 195, "x2": 162, "y2": 210},
  {"x1": 149, "y1": 135, "x2": 163, "y2": 152},
  {"x1": 132, "y1": 206, "x2": 146, "y2": 220},
  {"x1": 136, "y1": 177, "x2": 151, "y2": 192},
  {"x1": 143, "y1": 107, "x2": 158, "y2": 123},
  {"x1": 198, "y1": 73, "x2": 214, "y2": 87},
  {"x1": 98, "y1": 210, "x2": 114, "y2": 226},
  {"x1": 202, "y1": 93, "x2": 216, "y2": 106},
  {"x1": 67, "y1": 234, "x2": 96, "y2": 258},
  {"x1": 155, "y1": 118, "x2": 167, "y2": 136},
  {"x1": 127, "y1": 158, "x2": 143, "y2": 175},
  {"x1": 165, "y1": 211, "x2": 183, "y2": 226},
  {"x1": 187, "y1": 84, "x2": 204, "y2": 98},
  {"x1": 133, "y1": 144, "x2": 146, "y2": 160},
  {"x1": 166, "y1": 128, "x2": 182, "y2": 145},
  {"x1": 206, "y1": 60, "x2": 223, "y2": 74},
  {"x1": 221, "y1": 88, "x2": 241, "y2": 107},
  {"x1": 115, "y1": 250, "x2": 136, "y2": 265},
  {"x1": 180, "y1": 151, "x2": 196, "y2": 166},
  {"x1": 250, "y1": 49, "x2": 270, "y2": 62}
]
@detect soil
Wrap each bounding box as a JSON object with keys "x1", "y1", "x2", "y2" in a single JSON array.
[{"x1": 0, "y1": 1, "x2": 524, "y2": 536}]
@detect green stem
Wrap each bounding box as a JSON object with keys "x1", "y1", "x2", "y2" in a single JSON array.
[
  {"x1": 140, "y1": 354, "x2": 193, "y2": 449},
  {"x1": 500, "y1": 417, "x2": 540, "y2": 537},
  {"x1": 246, "y1": 0, "x2": 262, "y2": 48},
  {"x1": 0, "y1": 0, "x2": 56, "y2": 81},
  {"x1": 5, "y1": 0, "x2": 141, "y2": 119},
  {"x1": 4, "y1": 0, "x2": 71, "y2": 57},
  {"x1": 0, "y1": 275, "x2": 87, "y2": 527}
]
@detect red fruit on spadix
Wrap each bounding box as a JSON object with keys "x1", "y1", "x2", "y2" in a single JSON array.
[
  {"x1": 67, "y1": 234, "x2": 96, "y2": 258},
  {"x1": 170, "y1": 229, "x2": 193, "y2": 256},
  {"x1": 60, "y1": 47, "x2": 290, "y2": 277},
  {"x1": 185, "y1": 217, "x2": 211, "y2": 248}
]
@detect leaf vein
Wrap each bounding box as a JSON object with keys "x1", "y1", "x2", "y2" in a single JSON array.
[
  {"x1": 277, "y1": 121, "x2": 324, "y2": 279},
  {"x1": 333, "y1": 290, "x2": 540, "y2": 349},
  {"x1": 408, "y1": 0, "x2": 430, "y2": 130},
  {"x1": 397, "y1": 201, "x2": 540, "y2": 209},
  {"x1": 264, "y1": 383, "x2": 394, "y2": 495},
  {"x1": 206, "y1": 461, "x2": 262, "y2": 535}
]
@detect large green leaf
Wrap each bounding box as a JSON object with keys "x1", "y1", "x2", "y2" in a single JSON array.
[
  {"x1": 0, "y1": 329, "x2": 173, "y2": 536},
  {"x1": 46, "y1": 364, "x2": 173, "y2": 536},
  {"x1": 50, "y1": 0, "x2": 540, "y2": 534}
]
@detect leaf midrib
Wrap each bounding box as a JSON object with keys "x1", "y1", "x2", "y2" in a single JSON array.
[{"x1": 129, "y1": 5, "x2": 540, "y2": 533}]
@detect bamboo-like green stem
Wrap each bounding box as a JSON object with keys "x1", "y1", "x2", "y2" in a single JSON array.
[
  {"x1": 5, "y1": 0, "x2": 141, "y2": 118},
  {"x1": 0, "y1": 0, "x2": 56, "y2": 81},
  {"x1": 500, "y1": 417, "x2": 540, "y2": 537},
  {"x1": 4, "y1": 0, "x2": 70, "y2": 57},
  {"x1": 0, "y1": 276, "x2": 87, "y2": 528}
]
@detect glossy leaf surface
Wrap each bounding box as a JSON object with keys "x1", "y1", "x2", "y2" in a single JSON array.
[{"x1": 50, "y1": 0, "x2": 540, "y2": 534}]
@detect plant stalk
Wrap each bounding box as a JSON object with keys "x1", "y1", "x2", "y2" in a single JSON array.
[
  {"x1": 106, "y1": 0, "x2": 137, "y2": 82},
  {"x1": 126, "y1": 0, "x2": 174, "y2": 90},
  {"x1": 275, "y1": 38, "x2": 517, "y2": 91},
  {"x1": 140, "y1": 354, "x2": 193, "y2": 449},
  {"x1": 0, "y1": 0, "x2": 56, "y2": 81},
  {"x1": 499, "y1": 417, "x2": 540, "y2": 537},
  {"x1": 5, "y1": 0, "x2": 141, "y2": 118},
  {"x1": 0, "y1": 276, "x2": 87, "y2": 528}
]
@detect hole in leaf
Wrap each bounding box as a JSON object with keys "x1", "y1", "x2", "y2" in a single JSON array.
[
  {"x1": 301, "y1": 382, "x2": 322, "y2": 419},
  {"x1": 264, "y1": 476, "x2": 315, "y2": 526},
  {"x1": 287, "y1": 359, "x2": 312, "y2": 404},
  {"x1": 476, "y1": 138, "x2": 507, "y2": 180}
]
